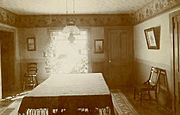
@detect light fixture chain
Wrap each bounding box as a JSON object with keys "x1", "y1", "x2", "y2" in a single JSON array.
[
  {"x1": 73, "y1": 0, "x2": 75, "y2": 14},
  {"x1": 66, "y1": 0, "x2": 68, "y2": 14},
  {"x1": 62, "y1": 0, "x2": 80, "y2": 39}
]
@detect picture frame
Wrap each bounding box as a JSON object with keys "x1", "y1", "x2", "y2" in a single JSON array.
[
  {"x1": 94, "y1": 39, "x2": 104, "y2": 53},
  {"x1": 144, "y1": 26, "x2": 160, "y2": 49},
  {"x1": 27, "y1": 37, "x2": 36, "y2": 51}
]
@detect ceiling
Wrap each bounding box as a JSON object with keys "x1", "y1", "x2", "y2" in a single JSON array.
[{"x1": 0, "y1": 0, "x2": 153, "y2": 15}]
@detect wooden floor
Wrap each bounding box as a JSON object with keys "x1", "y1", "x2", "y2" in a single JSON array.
[
  {"x1": 119, "y1": 87, "x2": 172, "y2": 115},
  {"x1": 0, "y1": 88, "x2": 179, "y2": 115}
]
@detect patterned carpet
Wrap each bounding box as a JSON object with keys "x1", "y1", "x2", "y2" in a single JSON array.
[
  {"x1": 111, "y1": 89, "x2": 139, "y2": 115},
  {"x1": 0, "y1": 90, "x2": 139, "y2": 115}
]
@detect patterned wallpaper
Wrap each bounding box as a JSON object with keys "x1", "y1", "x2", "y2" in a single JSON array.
[
  {"x1": 0, "y1": 7, "x2": 17, "y2": 26},
  {"x1": 0, "y1": 0, "x2": 179, "y2": 27},
  {"x1": 133, "y1": 0, "x2": 180, "y2": 24},
  {"x1": 16, "y1": 14, "x2": 133, "y2": 27}
]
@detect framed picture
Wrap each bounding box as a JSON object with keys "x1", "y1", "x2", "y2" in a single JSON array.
[
  {"x1": 27, "y1": 37, "x2": 36, "y2": 51},
  {"x1": 144, "y1": 27, "x2": 160, "y2": 49},
  {"x1": 94, "y1": 39, "x2": 104, "y2": 53}
]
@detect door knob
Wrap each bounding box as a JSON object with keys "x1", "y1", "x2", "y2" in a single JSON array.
[{"x1": 108, "y1": 60, "x2": 111, "y2": 63}]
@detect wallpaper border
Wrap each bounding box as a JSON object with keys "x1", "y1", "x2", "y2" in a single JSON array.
[
  {"x1": 133, "y1": 0, "x2": 180, "y2": 25},
  {"x1": 0, "y1": 0, "x2": 179, "y2": 27},
  {"x1": 16, "y1": 14, "x2": 133, "y2": 27},
  {"x1": 0, "y1": 7, "x2": 17, "y2": 26}
]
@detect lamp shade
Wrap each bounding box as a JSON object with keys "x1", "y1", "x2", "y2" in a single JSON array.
[{"x1": 62, "y1": 20, "x2": 80, "y2": 35}]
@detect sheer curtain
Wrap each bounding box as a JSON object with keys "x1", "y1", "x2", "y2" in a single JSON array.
[{"x1": 44, "y1": 29, "x2": 91, "y2": 75}]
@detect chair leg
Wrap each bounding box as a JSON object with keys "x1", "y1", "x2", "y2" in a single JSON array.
[
  {"x1": 23, "y1": 83, "x2": 25, "y2": 91},
  {"x1": 33, "y1": 84, "x2": 36, "y2": 89}
]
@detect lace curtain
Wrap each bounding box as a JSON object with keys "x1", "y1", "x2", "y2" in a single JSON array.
[{"x1": 44, "y1": 30, "x2": 89, "y2": 75}]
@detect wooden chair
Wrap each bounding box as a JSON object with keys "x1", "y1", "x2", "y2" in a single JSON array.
[
  {"x1": 23, "y1": 63, "x2": 38, "y2": 90},
  {"x1": 134, "y1": 67, "x2": 161, "y2": 103}
]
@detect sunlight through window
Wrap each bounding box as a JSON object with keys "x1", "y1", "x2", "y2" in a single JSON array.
[{"x1": 45, "y1": 30, "x2": 89, "y2": 74}]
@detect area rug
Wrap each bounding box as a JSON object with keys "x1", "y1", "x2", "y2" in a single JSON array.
[{"x1": 111, "y1": 89, "x2": 139, "y2": 115}]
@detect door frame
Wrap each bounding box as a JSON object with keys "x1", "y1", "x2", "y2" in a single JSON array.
[{"x1": 170, "y1": 10, "x2": 180, "y2": 112}]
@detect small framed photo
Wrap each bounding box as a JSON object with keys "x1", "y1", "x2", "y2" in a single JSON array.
[
  {"x1": 94, "y1": 39, "x2": 104, "y2": 53},
  {"x1": 27, "y1": 37, "x2": 36, "y2": 51},
  {"x1": 144, "y1": 27, "x2": 160, "y2": 49}
]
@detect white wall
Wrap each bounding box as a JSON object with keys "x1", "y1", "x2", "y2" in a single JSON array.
[
  {"x1": 134, "y1": 12, "x2": 170, "y2": 66},
  {"x1": 134, "y1": 6, "x2": 180, "y2": 93}
]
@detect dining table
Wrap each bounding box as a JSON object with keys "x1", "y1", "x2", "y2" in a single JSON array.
[{"x1": 18, "y1": 73, "x2": 114, "y2": 115}]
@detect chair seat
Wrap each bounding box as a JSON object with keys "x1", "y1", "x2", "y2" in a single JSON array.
[
  {"x1": 23, "y1": 74, "x2": 37, "y2": 90},
  {"x1": 25, "y1": 83, "x2": 36, "y2": 86},
  {"x1": 135, "y1": 84, "x2": 155, "y2": 91}
]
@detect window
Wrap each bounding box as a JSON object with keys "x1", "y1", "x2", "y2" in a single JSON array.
[{"x1": 44, "y1": 29, "x2": 90, "y2": 74}]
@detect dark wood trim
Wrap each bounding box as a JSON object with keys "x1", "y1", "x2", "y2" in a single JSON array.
[
  {"x1": 144, "y1": 26, "x2": 160, "y2": 49},
  {"x1": 169, "y1": 9, "x2": 180, "y2": 113}
]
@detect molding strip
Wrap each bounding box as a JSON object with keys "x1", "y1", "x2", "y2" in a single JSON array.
[
  {"x1": 17, "y1": 14, "x2": 133, "y2": 27},
  {"x1": 0, "y1": 7, "x2": 17, "y2": 26},
  {"x1": 134, "y1": 58, "x2": 170, "y2": 70},
  {"x1": 133, "y1": 0, "x2": 180, "y2": 25}
]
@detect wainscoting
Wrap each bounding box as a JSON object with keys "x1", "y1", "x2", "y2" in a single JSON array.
[{"x1": 91, "y1": 61, "x2": 104, "y2": 73}]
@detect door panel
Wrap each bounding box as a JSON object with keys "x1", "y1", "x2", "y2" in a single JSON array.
[
  {"x1": 174, "y1": 15, "x2": 180, "y2": 104},
  {"x1": 0, "y1": 31, "x2": 15, "y2": 98},
  {"x1": 105, "y1": 27, "x2": 133, "y2": 88}
]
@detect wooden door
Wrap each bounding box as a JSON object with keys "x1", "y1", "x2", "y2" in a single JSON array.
[
  {"x1": 0, "y1": 40, "x2": 1, "y2": 99},
  {"x1": 0, "y1": 31, "x2": 15, "y2": 98},
  {"x1": 104, "y1": 27, "x2": 133, "y2": 88},
  {"x1": 173, "y1": 12, "x2": 180, "y2": 111}
]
